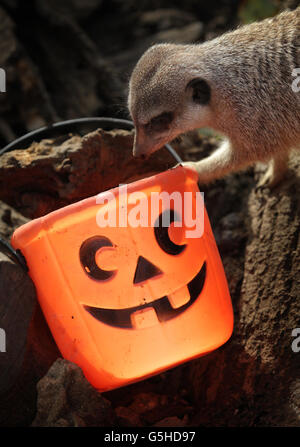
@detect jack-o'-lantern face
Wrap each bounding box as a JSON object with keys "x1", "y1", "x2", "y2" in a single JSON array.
[
  {"x1": 79, "y1": 209, "x2": 206, "y2": 329},
  {"x1": 11, "y1": 166, "x2": 233, "y2": 392}
]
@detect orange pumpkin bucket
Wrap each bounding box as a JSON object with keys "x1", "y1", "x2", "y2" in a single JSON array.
[
  {"x1": 6, "y1": 118, "x2": 233, "y2": 392},
  {"x1": 11, "y1": 163, "x2": 233, "y2": 392}
]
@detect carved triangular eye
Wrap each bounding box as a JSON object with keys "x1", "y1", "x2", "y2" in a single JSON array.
[{"x1": 186, "y1": 78, "x2": 211, "y2": 105}]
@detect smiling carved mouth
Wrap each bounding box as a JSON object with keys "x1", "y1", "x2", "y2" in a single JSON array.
[{"x1": 84, "y1": 261, "x2": 206, "y2": 329}]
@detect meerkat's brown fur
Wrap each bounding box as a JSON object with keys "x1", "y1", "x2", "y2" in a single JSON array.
[{"x1": 128, "y1": 7, "x2": 300, "y2": 187}]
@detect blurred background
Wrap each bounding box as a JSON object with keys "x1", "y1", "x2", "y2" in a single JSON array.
[{"x1": 0, "y1": 0, "x2": 298, "y2": 148}]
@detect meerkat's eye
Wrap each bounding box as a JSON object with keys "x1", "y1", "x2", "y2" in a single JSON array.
[
  {"x1": 186, "y1": 78, "x2": 211, "y2": 105},
  {"x1": 146, "y1": 112, "x2": 174, "y2": 133}
]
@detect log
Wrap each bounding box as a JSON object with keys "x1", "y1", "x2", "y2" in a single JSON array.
[
  {"x1": 0, "y1": 200, "x2": 29, "y2": 240},
  {"x1": 0, "y1": 5, "x2": 58, "y2": 139},
  {"x1": 0, "y1": 252, "x2": 60, "y2": 427},
  {"x1": 0, "y1": 128, "x2": 178, "y2": 219},
  {"x1": 32, "y1": 358, "x2": 114, "y2": 427},
  {"x1": 184, "y1": 156, "x2": 300, "y2": 426}
]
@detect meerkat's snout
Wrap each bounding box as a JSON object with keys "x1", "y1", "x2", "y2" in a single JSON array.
[
  {"x1": 133, "y1": 126, "x2": 153, "y2": 158},
  {"x1": 132, "y1": 111, "x2": 177, "y2": 158},
  {"x1": 128, "y1": 43, "x2": 213, "y2": 158},
  {"x1": 131, "y1": 82, "x2": 211, "y2": 157}
]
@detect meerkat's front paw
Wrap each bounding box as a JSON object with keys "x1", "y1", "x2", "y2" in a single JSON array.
[
  {"x1": 257, "y1": 166, "x2": 284, "y2": 189},
  {"x1": 257, "y1": 156, "x2": 288, "y2": 189}
]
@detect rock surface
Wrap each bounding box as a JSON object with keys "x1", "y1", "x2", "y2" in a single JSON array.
[
  {"x1": 32, "y1": 358, "x2": 114, "y2": 427},
  {"x1": 0, "y1": 201, "x2": 29, "y2": 239},
  {"x1": 0, "y1": 128, "x2": 177, "y2": 218},
  {"x1": 0, "y1": 251, "x2": 59, "y2": 427},
  {"x1": 0, "y1": 252, "x2": 36, "y2": 396},
  {"x1": 186, "y1": 155, "x2": 300, "y2": 427}
]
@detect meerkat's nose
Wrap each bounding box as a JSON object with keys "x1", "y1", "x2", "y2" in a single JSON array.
[
  {"x1": 138, "y1": 153, "x2": 148, "y2": 160},
  {"x1": 133, "y1": 128, "x2": 147, "y2": 158}
]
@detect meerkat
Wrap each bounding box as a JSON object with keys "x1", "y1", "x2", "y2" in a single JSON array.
[{"x1": 128, "y1": 7, "x2": 300, "y2": 187}]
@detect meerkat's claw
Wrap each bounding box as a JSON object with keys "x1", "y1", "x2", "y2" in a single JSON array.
[
  {"x1": 257, "y1": 169, "x2": 284, "y2": 189},
  {"x1": 257, "y1": 155, "x2": 288, "y2": 189},
  {"x1": 257, "y1": 171, "x2": 275, "y2": 189}
]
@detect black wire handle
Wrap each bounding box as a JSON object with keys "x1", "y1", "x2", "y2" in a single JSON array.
[
  {"x1": 0, "y1": 117, "x2": 183, "y2": 163},
  {"x1": 0, "y1": 117, "x2": 183, "y2": 271},
  {"x1": 0, "y1": 237, "x2": 28, "y2": 271}
]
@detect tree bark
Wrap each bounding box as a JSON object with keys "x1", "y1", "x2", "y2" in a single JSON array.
[
  {"x1": 0, "y1": 129, "x2": 178, "y2": 219},
  {"x1": 0, "y1": 253, "x2": 60, "y2": 427},
  {"x1": 186, "y1": 160, "x2": 300, "y2": 426}
]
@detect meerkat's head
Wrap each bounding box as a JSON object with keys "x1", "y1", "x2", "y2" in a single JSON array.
[{"x1": 128, "y1": 43, "x2": 212, "y2": 157}]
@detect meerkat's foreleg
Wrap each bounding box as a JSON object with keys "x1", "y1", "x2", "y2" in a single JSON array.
[{"x1": 182, "y1": 139, "x2": 245, "y2": 184}]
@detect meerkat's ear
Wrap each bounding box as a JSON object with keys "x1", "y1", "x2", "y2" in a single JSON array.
[{"x1": 186, "y1": 78, "x2": 211, "y2": 105}]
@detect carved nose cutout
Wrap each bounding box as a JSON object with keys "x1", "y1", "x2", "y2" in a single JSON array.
[{"x1": 134, "y1": 256, "x2": 162, "y2": 284}]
